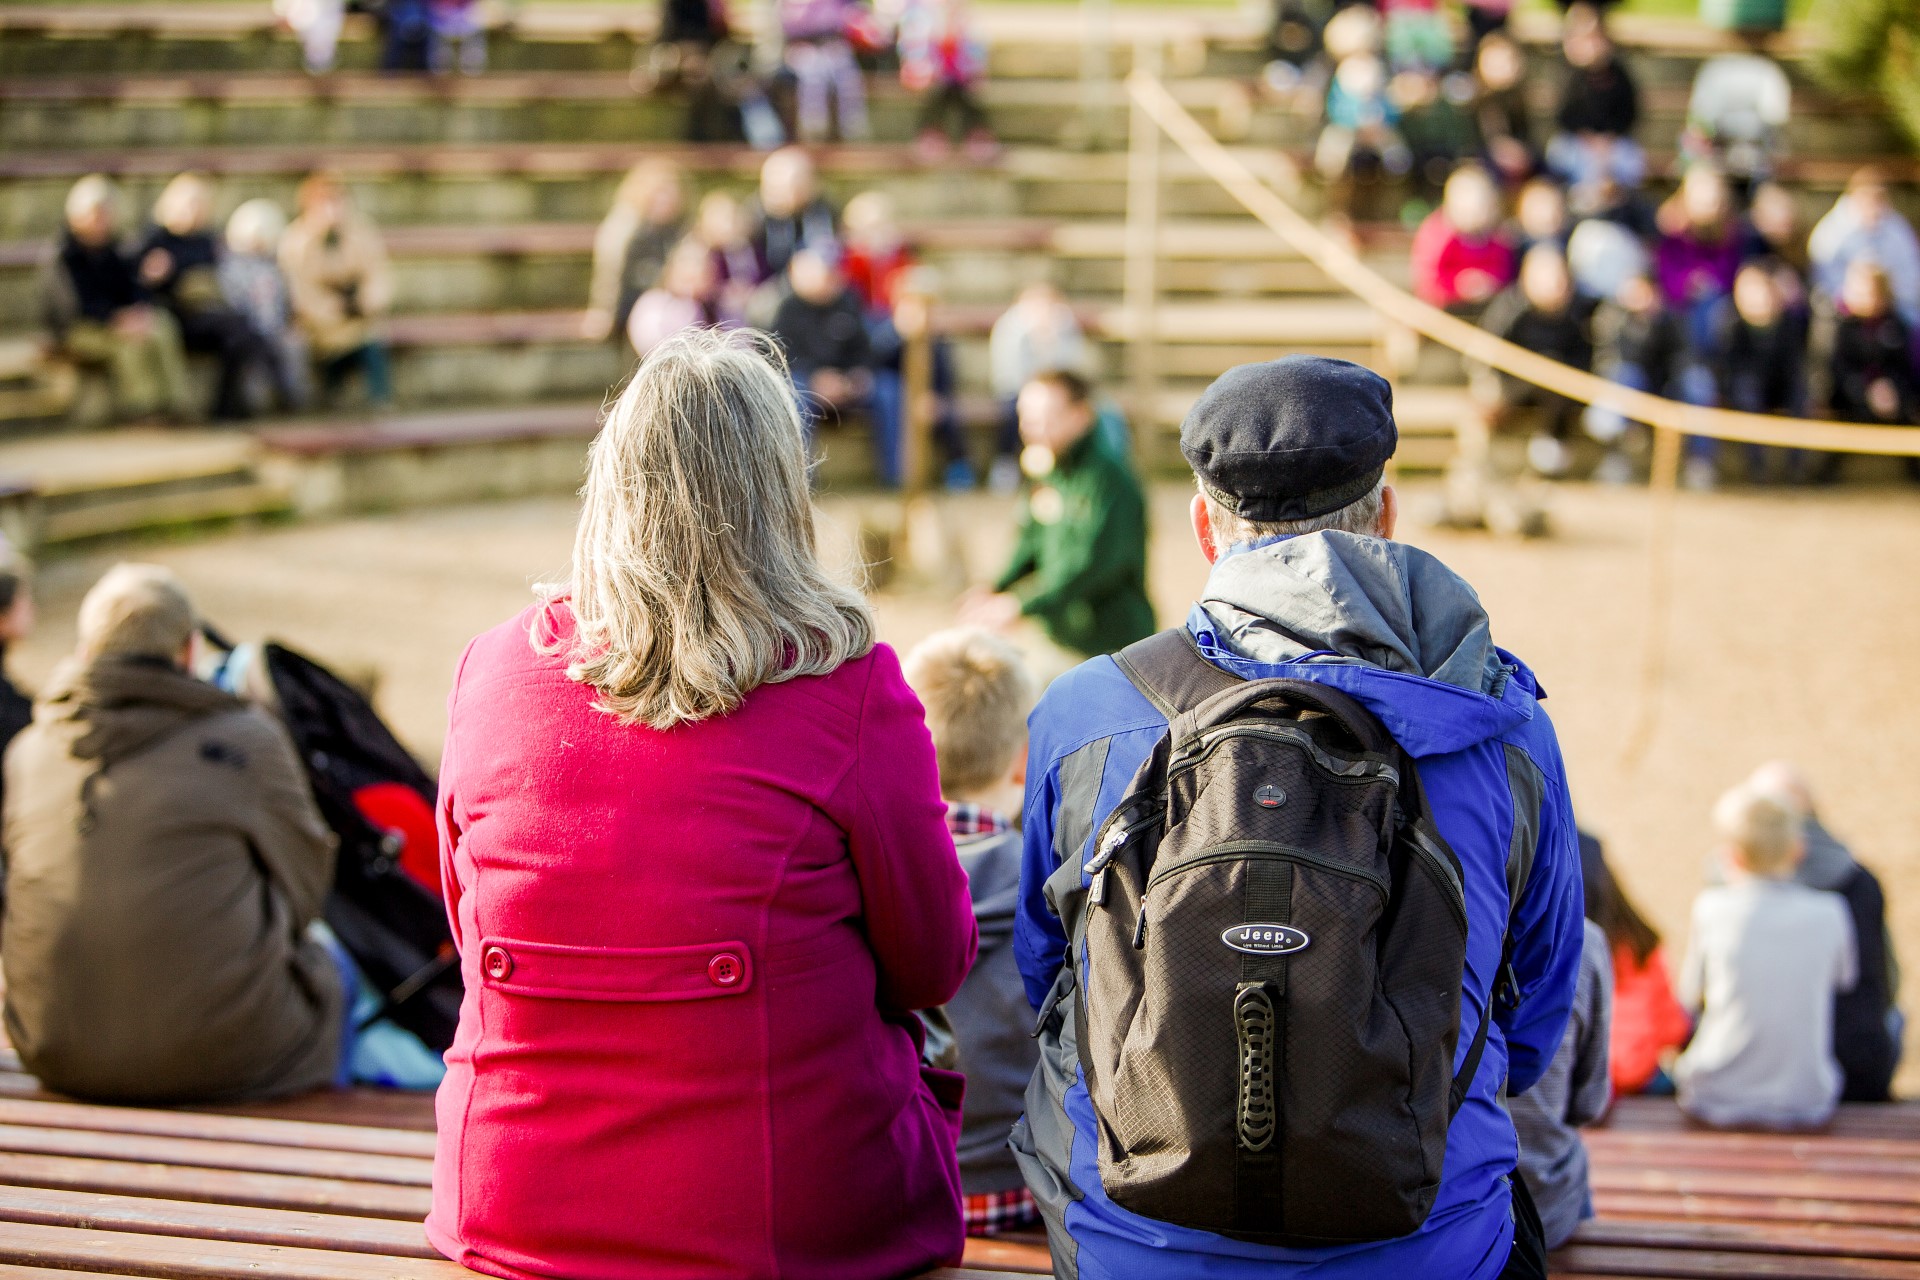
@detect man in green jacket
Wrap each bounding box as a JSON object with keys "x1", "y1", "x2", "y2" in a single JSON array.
[{"x1": 963, "y1": 369, "x2": 1155, "y2": 661}]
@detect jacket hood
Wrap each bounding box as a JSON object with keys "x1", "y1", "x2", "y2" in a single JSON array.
[
  {"x1": 1796, "y1": 816, "x2": 1858, "y2": 893},
  {"x1": 39, "y1": 655, "x2": 243, "y2": 768},
  {"x1": 1192, "y1": 530, "x2": 1538, "y2": 757},
  {"x1": 956, "y1": 828, "x2": 1022, "y2": 942}
]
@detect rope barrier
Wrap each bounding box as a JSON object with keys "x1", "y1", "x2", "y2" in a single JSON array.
[{"x1": 1125, "y1": 69, "x2": 1920, "y2": 457}]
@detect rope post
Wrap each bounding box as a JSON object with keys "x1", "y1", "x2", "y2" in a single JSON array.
[
  {"x1": 1622, "y1": 424, "x2": 1684, "y2": 765},
  {"x1": 1078, "y1": 0, "x2": 1115, "y2": 147},
  {"x1": 1124, "y1": 39, "x2": 1164, "y2": 470},
  {"x1": 891, "y1": 273, "x2": 939, "y2": 574}
]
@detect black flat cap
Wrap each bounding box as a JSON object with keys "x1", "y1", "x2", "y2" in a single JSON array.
[{"x1": 1180, "y1": 355, "x2": 1397, "y2": 522}]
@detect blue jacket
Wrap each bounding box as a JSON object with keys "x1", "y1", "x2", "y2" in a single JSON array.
[{"x1": 1010, "y1": 531, "x2": 1585, "y2": 1280}]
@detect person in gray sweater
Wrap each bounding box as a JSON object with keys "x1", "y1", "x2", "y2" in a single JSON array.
[
  {"x1": 1509, "y1": 914, "x2": 1614, "y2": 1248},
  {"x1": 903, "y1": 628, "x2": 1043, "y2": 1236}
]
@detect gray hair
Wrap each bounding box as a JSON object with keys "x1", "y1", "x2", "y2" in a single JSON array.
[
  {"x1": 539, "y1": 327, "x2": 874, "y2": 729},
  {"x1": 1201, "y1": 476, "x2": 1387, "y2": 547},
  {"x1": 64, "y1": 174, "x2": 120, "y2": 225},
  {"x1": 77, "y1": 563, "x2": 195, "y2": 664}
]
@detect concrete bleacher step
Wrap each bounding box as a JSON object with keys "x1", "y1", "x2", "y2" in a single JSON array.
[
  {"x1": 0, "y1": 73, "x2": 1260, "y2": 152},
  {"x1": 0, "y1": 218, "x2": 1417, "y2": 327},
  {"x1": 2, "y1": 136, "x2": 1913, "y2": 241},
  {"x1": 0, "y1": 428, "x2": 291, "y2": 547},
  {"x1": 4, "y1": 68, "x2": 1897, "y2": 160}
]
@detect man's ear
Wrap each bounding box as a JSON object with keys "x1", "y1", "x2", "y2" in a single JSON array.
[
  {"x1": 1190, "y1": 493, "x2": 1222, "y2": 565},
  {"x1": 1378, "y1": 483, "x2": 1399, "y2": 541}
]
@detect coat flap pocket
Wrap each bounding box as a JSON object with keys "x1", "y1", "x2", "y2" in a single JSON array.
[{"x1": 477, "y1": 937, "x2": 753, "y2": 1002}]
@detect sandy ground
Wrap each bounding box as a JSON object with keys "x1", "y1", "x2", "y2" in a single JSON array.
[{"x1": 15, "y1": 478, "x2": 1920, "y2": 1091}]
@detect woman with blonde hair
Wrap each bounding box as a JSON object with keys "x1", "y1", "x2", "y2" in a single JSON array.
[{"x1": 427, "y1": 328, "x2": 976, "y2": 1280}]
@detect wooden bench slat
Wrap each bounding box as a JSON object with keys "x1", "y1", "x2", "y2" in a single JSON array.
[
  {"x1": 0, "y1": 1127, "x2": 429, "y2": 1189},
  {"x1": 1572, "y1": 1219, "x2": 1920, "y2": 1262},
  {"x1": 0, "y1": 1187, "x2": 433, "y2": 1259},
  {"x1": 0, "y1": 1219, "x2": 466, "y2": 1280},
  {"x1": 0, "y1": 1153, "x2": 428, "y2": 1221},
  {"x1": 1591, "y1": 1166, "x2": 1920, "y2": 1206},
  {"x1": 1595, "y1": 1191, "x2": 1920, "y2": 1231},
  {"x1": 1591, "y1": 1144, "x2": 1920, "y2": 1178},
  {"x1": 1603, "y1": 1099, "x2": 1920, "y2": 1141},
  {"x1": 0, "y1": 1076, "x2": 435, "y2": 1136},
  {"x1": 1550, "y1": 1243, "x2": 1920, "y2": 1278},
  {"x1": 0, "y1": 1101, "x2": 433, "y2": 1161},
  {"x1": 1590, "y1": 1130, "x2": 1920, "y2": 1162},
  {"x1": 959, "y1": 1236, "x2": 1050, "y2": 1273}
]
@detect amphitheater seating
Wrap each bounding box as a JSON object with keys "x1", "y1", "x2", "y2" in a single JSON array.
[{"x1": 0, "y1": 0, "x2": 1909, "y2": 540}]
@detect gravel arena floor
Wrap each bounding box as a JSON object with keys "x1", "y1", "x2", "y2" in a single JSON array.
[{"x1": 15, "y1": 477, "x2": 1920, "y2": 1094}]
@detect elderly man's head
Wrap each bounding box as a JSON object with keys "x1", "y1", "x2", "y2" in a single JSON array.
[
  {"x1": 1179, "y1": 356, "x2": 1399, "y2": 559},
  {"x1": 75, "y1": 564, "x2": 196, "y2": 667},
  {"x1": 64, "y1": 175, "x2": 122, "y2": 248}
]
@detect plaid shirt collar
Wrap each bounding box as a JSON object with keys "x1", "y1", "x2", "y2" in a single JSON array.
[{"x1": 946, "y1": 801, "x2": 1013, "y2": 837}]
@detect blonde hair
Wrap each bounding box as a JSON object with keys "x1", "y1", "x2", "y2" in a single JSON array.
[
  {"x1": 903, "y1": 628, "x2": 1033, "y2": 797},
  {"x1": 1712, "y1": 780, "x2": 1804, "y2": 877},
  {"x1": 153, "y1": 171, "x2": 215, "y2": 236},
  {"x1": 77, "y1": 563, "x2": 195, "y2": 664},
  {"x1": 542, "y1": 327, "x2": 873, "y2": 729}
]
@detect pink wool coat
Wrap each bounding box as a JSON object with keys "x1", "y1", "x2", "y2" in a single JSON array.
[{"x1": 427, "y1": 602, "x2": 978, "y2": 1280}]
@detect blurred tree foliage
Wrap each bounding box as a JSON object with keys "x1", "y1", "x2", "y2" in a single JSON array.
[{"x1": 1818, "y1": 0, "x2": 1920, "y2": 148}]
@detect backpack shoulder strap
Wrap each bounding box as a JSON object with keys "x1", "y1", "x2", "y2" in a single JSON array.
[{"x1": 1111, "y1": 628, "x2": 1242, "y2": 718}]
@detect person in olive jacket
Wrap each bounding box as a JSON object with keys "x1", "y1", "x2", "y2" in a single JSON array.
[
  {"x1": 964, "y1": 369, "x2": 1154, "y2": 661},
  {"x1": 1, "y1": 563, "x2": 343, "y2": 1104}
]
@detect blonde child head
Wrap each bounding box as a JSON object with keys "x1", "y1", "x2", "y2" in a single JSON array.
[
  {"x1": 1711, "y1": 780, "x2": 1805, "y2": 879},
  {"x1": 903, "y1": 628, "x2": 1034, "y2": 803}
]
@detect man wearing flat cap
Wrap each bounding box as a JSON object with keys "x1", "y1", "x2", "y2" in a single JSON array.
[{"x1": 1011, "y1": 356, "x2": 1585, "y2": 1280}]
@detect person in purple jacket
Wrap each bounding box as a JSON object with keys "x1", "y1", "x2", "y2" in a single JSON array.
[{"x1": 1013, "y1": 356, "x2": 1586, "y2": 1280}]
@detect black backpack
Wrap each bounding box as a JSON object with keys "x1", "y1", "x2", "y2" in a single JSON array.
[
  {"x1": 1045, "y1": 629, "x2": 1515, "y2": 1246},
  {"x1": 219, "y1": 637, "x2": 464, "y2": 1053}
]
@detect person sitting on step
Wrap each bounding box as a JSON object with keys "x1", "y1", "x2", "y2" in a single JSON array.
[
  {"x1": 1676, "y1": 781, "x2": 1858, "y2": 1130},
  {"x1": 902, "y1": 628, "x2": 1042, "y2": 1238},
  {"x1": 39, "y1": 175, "x2": 196, "y2": 425}
]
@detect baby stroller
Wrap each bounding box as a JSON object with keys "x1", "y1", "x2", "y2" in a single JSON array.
[{"x1": 208, "y1": 630, "x2": 462, "y2": 1054}]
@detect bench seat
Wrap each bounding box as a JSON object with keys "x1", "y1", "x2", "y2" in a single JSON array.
[{"x1": 0, "y1": 1068, "x2": 1910, "y2": 1278}]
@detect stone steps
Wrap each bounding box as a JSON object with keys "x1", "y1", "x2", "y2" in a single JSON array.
[
  {"x1": 3, "y1": 138, "x2": 1909, "y2": 242},
  {"x1": 0, "y1": 67, "x2": 1894, "y2": 154},
  {"x1": 0, "y1": 3, "x2": 1816, "y2": 85},
  {"x1": 0, "y1": 426, "x2": 292, "y2": 547},
  {"x1": 0, "y1": 215, "x2": 1416, "y2": 326}
]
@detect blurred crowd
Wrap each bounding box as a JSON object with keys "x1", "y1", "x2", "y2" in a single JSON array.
[
  {"x1": 1268, "y1": 0, "x2": 1919, "y2": 488},
  {"x1": 275, "y1": 0, "x2": 998, "y2": 159},
  {"x1": 42, "y1": 171, "x2": 393, "y2": 424},
  {"x1": 587, "y1": 144, "x2": 1120, "y2": 491}
]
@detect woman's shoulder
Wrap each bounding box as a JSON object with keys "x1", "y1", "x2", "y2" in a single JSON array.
[
  {"x1": 453, "y1": 600, "x2": 575, "y2": 693},
  {"x1": 765, "y1": 641, "x2": 903, "y2": 712}
]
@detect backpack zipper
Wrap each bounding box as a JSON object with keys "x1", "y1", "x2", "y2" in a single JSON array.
[
  {"x1": 1172, "y1": 724, "x2": 1401, "y2": 788},
  {"x1": 1144, "y1": 840, "x2": 1391, "y2": 901},
  {"x1": 1084, "y1": 804, "x2": 1164, "y2": 907},
  {"x1": 1405, "y1": 824, "x2": 1470, "y2": 933}
]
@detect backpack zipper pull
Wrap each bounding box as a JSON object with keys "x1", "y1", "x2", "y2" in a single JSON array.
[
  {"x1": 1084, "y1": 820, "x2": 1131, "y2": 907},
  {"x1": 1132, "y1": 907, "x2": 1148, "y2": 950}
]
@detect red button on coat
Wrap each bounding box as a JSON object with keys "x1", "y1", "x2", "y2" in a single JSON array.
[
  {"x1": 483, "y1": 946, "x2": 514, "y2": 981},
  {"x1": 708, "y1": 953, "x2": 743, "y2": 987}
]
